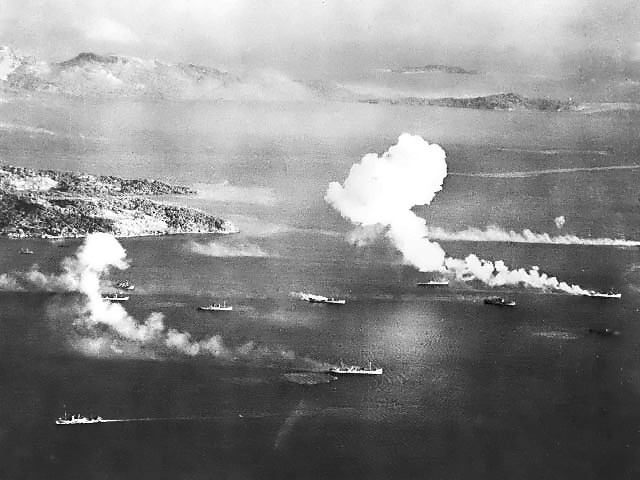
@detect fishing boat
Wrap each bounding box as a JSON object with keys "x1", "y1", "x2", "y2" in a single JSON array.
[
  {"x1": 101, "y1": 293, "x2": 130, "y2": 302},
  {"x1": 198, "y1": 301, "x2": 233, "y2": 311},
  {"x1": 329, "y1": 361, "x2": 383, "y2": 375}
]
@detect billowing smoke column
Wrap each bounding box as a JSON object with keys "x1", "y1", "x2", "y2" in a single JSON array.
[
  {"x1": 326, "y1": 134, "x2": 607, "y2": 296},
  {"x1": 326, "y1": 133, "x2": 448, "y2": 272},
  {"x1": 5, "y1": 233, "x2": 327, "y2": 365}
]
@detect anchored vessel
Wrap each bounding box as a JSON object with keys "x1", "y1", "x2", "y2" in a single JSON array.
[
  {"x1": 115, "y1": 281, "x2": 135, "y2": 291},
  {"x1": 483, "y1": 296, "x2": 516, "y2": 307},
  {"x1": 198, "y1": 301, "x2": 233, "y2": 311},
  {"x1": 329, "y1": 361, "x2": 383, "y2": 375},
  {"x1": 101, "y1": 293, "x2": 130, "y2": 302},
  {"x1": 56, "y1": 412, "x2": 106, "y2": 425},
  {"x1": 417, "y1": 280, "x2": 449, "y2": 287}
]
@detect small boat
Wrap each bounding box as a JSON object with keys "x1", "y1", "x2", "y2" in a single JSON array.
[
  {"x1": 417, "y1": 280, "x2": 449, "y2": 287},
  {"x1": 329, "y1": 361, "x2": 383, "y2": 375},
  {"x1": 304, "y1": 294, "x2": 346, "y2": 304},
  {"x1": 483, "y1": 296, "x2": 516, "y2": 307},
  {"x1": 198, "y1": 301, "x2": 233, "y2": 311},
  {"x1": 19, "y1": 247, "x2": 34, "y2": 254},
  {"x1": 101, "y1": 293, "x2": 130, "y2": 302},
  {"x1": 115, "y1": 281, "x2": 135, "y2": 291},
  {"x1": 56, "y1": 410, "x2": 106, "y2": 425}
]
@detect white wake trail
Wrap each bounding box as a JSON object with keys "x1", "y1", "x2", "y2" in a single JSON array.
[{"x1": 425, "y1": 226, "x2": 640, "y2": 247}]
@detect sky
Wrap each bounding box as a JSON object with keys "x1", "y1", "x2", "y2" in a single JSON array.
[{"x1": 1, "y1": 0, "x2": 639, "y2": 81}]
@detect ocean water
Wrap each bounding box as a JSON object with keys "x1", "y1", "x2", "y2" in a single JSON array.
[{"x1": 1, "y1": 98, "x2": 640, "y2": 479}]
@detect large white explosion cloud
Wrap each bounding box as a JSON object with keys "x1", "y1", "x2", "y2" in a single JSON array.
[
  {"x1": 326, "y1": 133, "x2": 448, "y2": 272},
  {"x1": 326, "y1": 134, "x2": 610, "y2": 296}
]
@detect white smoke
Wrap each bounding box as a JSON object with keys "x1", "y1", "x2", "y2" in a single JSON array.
[
  {"x1": 3, "y1": 233, "x2": 329, "y2": 366},
  {"x1": 424, "y1": 225, "x2": 640, "y2": 247},
  {"x1": 326, "y1": 134, "x2": 612, "y2": 296},
  {"x1": 554, "y1": 216, "x2": 566, "y2": 229},
  {"x1": 290, "y1": 292, "x2": 331, "y2": 302},
  {"x1": 326, "y1": 133, "x2": 448, "y2": 272}
]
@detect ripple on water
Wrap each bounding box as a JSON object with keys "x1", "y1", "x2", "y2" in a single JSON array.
[{"x1": 283, "y1": 372, "x2": 337, "y2": 385}]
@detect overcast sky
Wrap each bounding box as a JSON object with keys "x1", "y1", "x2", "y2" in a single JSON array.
[{"x1": 2, "y1": 0, "x2": 639, "y2": 79}]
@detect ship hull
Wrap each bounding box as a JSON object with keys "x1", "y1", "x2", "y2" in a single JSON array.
[{"x1": 329, "y1": 368, "x2": 383, "y2": 375}]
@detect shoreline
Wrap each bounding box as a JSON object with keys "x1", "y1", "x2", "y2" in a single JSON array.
[{"x1": 1, "y1": 164, "x2": 233, "y2": 239}]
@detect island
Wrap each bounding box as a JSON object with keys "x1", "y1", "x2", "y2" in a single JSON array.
[
  {"x1": 361, "y1": 93, "x2": 577, "y2": 112},
  {"x1": 0, "y1": 165, "x2": 236, "y2": 238},
  {"x1": 391, "y1": 65, "x2": 478, "y2": 75}
]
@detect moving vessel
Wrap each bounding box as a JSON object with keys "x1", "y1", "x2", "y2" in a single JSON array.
[
  {"x1": 329, "y1": 361, "x2": 383, "y2": 375},
  {"x1": 198, "y1": 301, "x2": 233, "y2": 311},
  {"x1": 483, "y1": 296, "x2": 516, "y2": 307},
  {"x1": 587, "y1": 292, "x2": 622, "y2": 299},
  {"x1": 56, "y1": 412, "x2": 106, "y2": 425},
  {"x1": 101, "y1": 293, "x2": 130, "y2": 302},
  {"x1": 19, "y1": 247, "x2": 34, "y2": 254}
]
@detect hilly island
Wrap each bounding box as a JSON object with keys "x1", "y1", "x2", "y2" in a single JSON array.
[{"x1": 0, "y1": 165, "x2": 235, "y2": 238}]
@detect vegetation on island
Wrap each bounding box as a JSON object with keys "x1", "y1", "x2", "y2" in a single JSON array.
[
  {"x1": 362, "y1": 93, "x2": 577, "y2": 111},
  {"x1": 0, "y1": 165, "x2": 234, "y2": 238}
]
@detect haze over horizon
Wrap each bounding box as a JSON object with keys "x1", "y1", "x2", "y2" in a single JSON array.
[{"x1": 1, "y1": 0, "x2": 639, "y2": 86}]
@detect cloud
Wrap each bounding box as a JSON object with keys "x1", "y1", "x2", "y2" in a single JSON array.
[
  {"x1": 83, "y1": 18, "x2": 139, "y2": 44},
  {"x1": 3, "y1": 0, "x2": 640, "y2": 82}
]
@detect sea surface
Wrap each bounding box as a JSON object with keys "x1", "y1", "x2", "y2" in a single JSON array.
[{"x1": 1, "y1": 97, "x2": 640, "y2": 479}]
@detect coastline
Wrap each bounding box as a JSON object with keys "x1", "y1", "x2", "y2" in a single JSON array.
[{"x1": 0, "y1": 165, "x2": 236, "y2": 239}]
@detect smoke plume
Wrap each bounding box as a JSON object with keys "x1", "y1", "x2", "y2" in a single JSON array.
[
  {"x1": 326, "y1": 133, "x2": 448, "y2": 272},
  {"x1": 326, "y1": 134, "x2": 611, "y2": 296},
  {"x1": 424, "y1": 225, "x2": 640, "y2": 247},
  {"x1": 554, "y1": 216, "x2": 566, "y2": 229},
  {"x1": 4, "y1": 233, "x2": 328, "y2": 366}
]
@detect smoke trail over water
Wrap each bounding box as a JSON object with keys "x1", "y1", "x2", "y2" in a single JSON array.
[
  {"x1": 3, "y1": 233, "x2": 328, "y2": 366},
  {"x1": 326, "y1": 134, "x2": 613, "y2": 296},
  {"x1": 425, "y1": 225, "x2": 639, "y2": 247}
]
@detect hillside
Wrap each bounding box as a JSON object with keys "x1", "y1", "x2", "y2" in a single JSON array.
[
  {"x1": 0, "y1": 165, "x2": 235, "y2": 238},
  {"x1": 0, "y1": 47, "x2": 313, "y2": 100}
]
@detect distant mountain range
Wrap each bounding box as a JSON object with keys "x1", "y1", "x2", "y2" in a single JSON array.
[
  {"x1": 0, "y1": 46, "x2": 313, "y2": 100},
  {"x1": 0, "y1": 46, "x2": 580, "y2": 110}
]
